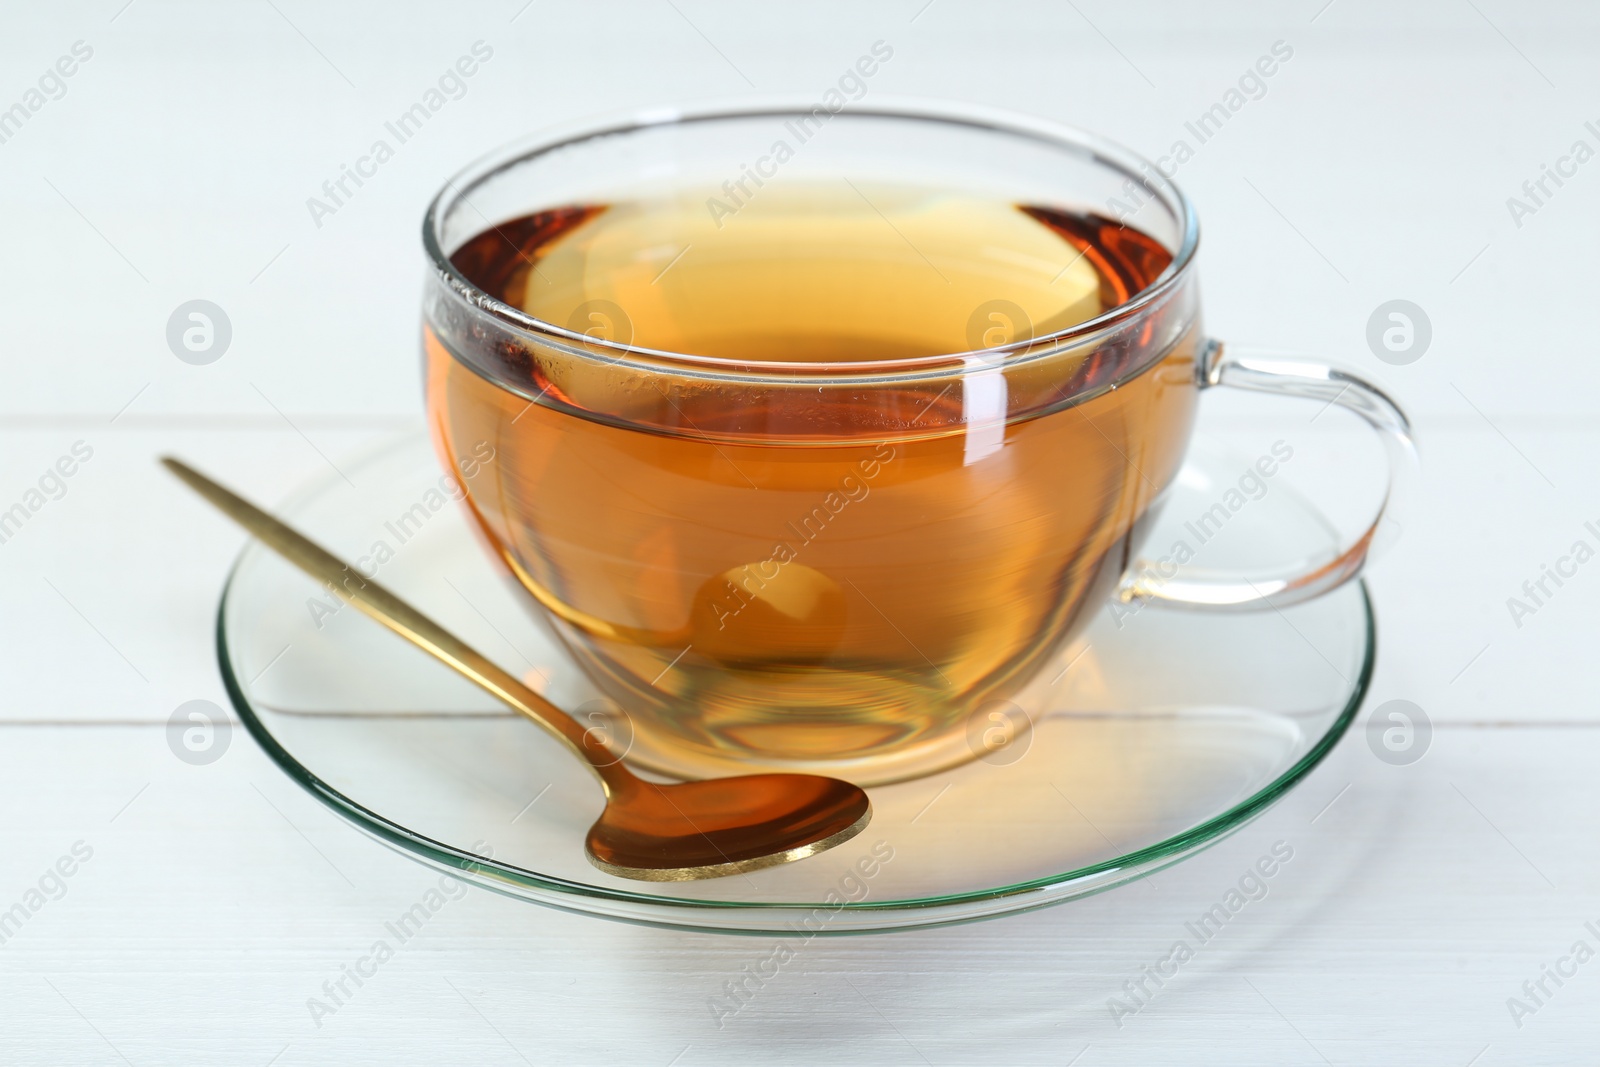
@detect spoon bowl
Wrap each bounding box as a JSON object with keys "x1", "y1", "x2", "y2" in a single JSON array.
[{"x1": 587, "y1": 773, "x2": 871, "y2": 881}]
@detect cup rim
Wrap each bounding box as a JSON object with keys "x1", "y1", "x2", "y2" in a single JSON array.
[{"x1": 421, "y1": 96, "x2": 1201, "y2": 380}]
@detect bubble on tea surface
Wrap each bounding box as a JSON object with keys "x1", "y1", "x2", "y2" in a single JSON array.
[{"x1": 688, "y1": 562, "x2": 848, "y2": 666}]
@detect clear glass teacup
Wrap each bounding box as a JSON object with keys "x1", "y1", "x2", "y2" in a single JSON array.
[{"x1": 421, "y1": 100, "x2": 1414, "y2": 785}]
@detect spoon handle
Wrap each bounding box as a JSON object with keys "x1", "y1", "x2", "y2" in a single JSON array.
[{"x1": 161, "y1": 457, "x2": 632, "y2": 792}]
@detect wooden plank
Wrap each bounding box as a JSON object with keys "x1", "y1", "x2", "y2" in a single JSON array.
[{"x1": 0, "y1": 722, "x2": 1590, "y2": 1064}]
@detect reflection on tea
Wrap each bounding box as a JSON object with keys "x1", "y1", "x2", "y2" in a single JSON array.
[{"x1": 426, "y1": 182, "x2": 1200, "y2": 779}]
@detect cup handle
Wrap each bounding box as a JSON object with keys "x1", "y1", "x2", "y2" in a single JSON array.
[{"x1": 1116, "y1": 339, "x2": 1419, "y2": 612}]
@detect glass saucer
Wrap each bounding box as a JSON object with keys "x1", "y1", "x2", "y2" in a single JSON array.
[{"x1": 217, "y1": 432, "x2": 1373, "y2": 934}]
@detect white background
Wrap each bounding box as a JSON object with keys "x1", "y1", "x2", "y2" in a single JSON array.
[{"x1": 1, "y1": 1, "x2": 1595, "y2": 1063}]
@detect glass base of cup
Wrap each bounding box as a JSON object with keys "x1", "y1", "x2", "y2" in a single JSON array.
[
  {"x1": 620, "y1": 707, "x2": 1015, "y2": 788},
  {"x1": 569, "y1": 657, "x2": 987, "y2": 786}
]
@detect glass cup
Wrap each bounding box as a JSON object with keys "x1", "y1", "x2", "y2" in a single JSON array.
[{"x1": 421, "y1": 100, "x2": 1415, "y2": 785}]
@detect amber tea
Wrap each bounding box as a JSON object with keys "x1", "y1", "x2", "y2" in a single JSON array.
[{"x1": 426, "y1": 182, "x2": 1201, "y2": 782}]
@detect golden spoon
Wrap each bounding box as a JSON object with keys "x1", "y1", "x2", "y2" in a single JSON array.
[{"x1": 162, "y1": 457, "x2": 871, "y2": 882}]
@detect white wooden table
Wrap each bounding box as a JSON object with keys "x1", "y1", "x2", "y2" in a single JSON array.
[{"x1": 2, "y1": 2, "x2": 1595, "y2": 1062}]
